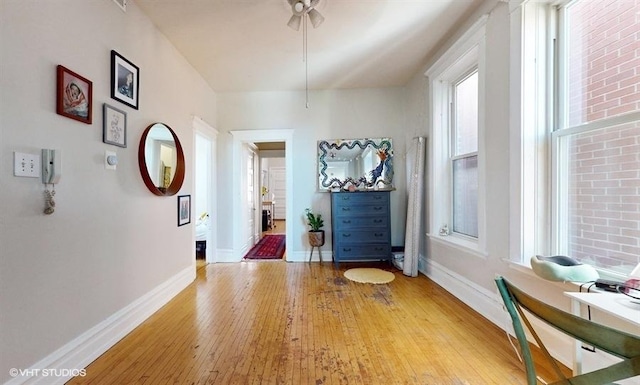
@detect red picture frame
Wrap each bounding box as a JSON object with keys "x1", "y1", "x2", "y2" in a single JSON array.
[{"x1": 56, "y1": 65, "x2": 93, "y2": 124}]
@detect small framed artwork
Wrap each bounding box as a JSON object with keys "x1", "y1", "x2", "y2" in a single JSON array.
[
  {"x1": 103, "y1": 103, "x2": 127, "y2": 147},
  {"x1": 56, "y1": 65, "x2": 93, "y2": 124},
  {"x1": 110, "y1": 50, "x2": 139, "y2": 110},
  {"x1": 178, "y1": 195, "x2": 191, "y2": 227}
]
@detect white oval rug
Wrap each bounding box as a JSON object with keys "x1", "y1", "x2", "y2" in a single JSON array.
[{"x1": 343, "y1": 268, "x2": 395, "y2": 284}]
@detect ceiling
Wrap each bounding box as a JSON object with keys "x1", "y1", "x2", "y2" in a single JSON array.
[{"x1": 133, "y1": 0, "x2": 482, "y2": 93}]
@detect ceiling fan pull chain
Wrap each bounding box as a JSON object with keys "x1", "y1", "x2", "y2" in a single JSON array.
[{"x1": 304, "y1": 15, "x2": 309, "y2": 108}]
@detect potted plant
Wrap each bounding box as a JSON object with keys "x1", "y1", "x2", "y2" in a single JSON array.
[{"x1": 305, "y1": 208, "x2": 325, "y2": 247}]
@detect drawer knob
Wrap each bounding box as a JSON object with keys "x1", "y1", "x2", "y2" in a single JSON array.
[
  {"x1": 342, "y1": 220, "x2": 351, "y2": 224},
  {"x1": 342, "y1": 207, "x2": 351, "y2": 211},
  {"x1": 342, "y1": 233, "x2": 351, "y2": 237}
]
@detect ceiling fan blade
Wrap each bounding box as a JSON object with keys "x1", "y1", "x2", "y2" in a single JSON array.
[
  {"x1": 309, "y1": 0, "x2": 321, "y2": 9},
  {"x1": 287, "y1": 14, "x2": 302, "y2": 31},
  {"x1": 308, "y1": 9, "x2": 324, "y2": 28}
]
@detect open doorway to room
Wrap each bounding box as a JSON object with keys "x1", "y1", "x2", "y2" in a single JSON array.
[
  {"x1": 257, "y1": 142, "x2": 286, "y2": 238},
  {"x1": 230, "y1": 129, "x2": 293, "y2": 262},
  {"x1": 243, "y1": 141, "x2": 287, "y2": 261},
  {"x1": 193, "y1": 117, "x2": 218, "y2": 266}
]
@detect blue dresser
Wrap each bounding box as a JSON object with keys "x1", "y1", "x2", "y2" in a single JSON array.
[{"x1": 330, "y1": 191, "x2": 392, "y2": 266}]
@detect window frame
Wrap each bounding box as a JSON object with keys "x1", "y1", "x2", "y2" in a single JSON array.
[
  {"x1": 513, "y1": 0, "x2": 640, "y2": 277},
  {"x1": 451, "y1": 69, "x2": 480, "y2": 238},
  {"x1": 427, "y1": 16, "x2": 487, "y2": 258}
]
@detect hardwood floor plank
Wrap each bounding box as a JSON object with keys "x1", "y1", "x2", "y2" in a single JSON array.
[{"x1": 68, "y1": 261, "x2": 559, "y2": 384}]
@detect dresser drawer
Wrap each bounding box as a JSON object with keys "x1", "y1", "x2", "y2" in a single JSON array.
[
  {"x1": 334, "y1": 229, "x2": 389, "y2": 243},
  {"x1": 333, "y1": 203, "x2": 388, "y2": 217},
  {"x1": 334, "y1": 244, "x2": 391, "y2": 259},
  {"x1": 332, "y1": 191, "x2": 389, "y2": 205},
  {"x1": 333, "y1": 215, "x2": 388, "y2": 230}
]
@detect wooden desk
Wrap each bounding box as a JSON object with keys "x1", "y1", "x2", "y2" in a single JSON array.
[{"x1": 564, "y1": 292, "x2": 640, "y2": 375}]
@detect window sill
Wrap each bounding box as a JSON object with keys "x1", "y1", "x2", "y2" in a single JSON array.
[
  {"x1": 503, "y1": 259, "x2": 630, "y2": 292},
  {"x1": 428, "y1": 233, "x2": 488, "y2": 259},
  {"x1": 504, "y1": 259, "x2": 588, "y2": 291}
]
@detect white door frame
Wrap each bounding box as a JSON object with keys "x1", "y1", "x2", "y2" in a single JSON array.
[
  {"x1": 193, "y1": 116, "x2": 218, "y2": 264},
  {"x1": 230, "y1": 129, "x2": 293, "y2": 261}
]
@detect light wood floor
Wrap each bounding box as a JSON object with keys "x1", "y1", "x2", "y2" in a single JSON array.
[
  {"x1": 262, "y1": 219, "x2": 286, "y2": 236},
  {"x1": 68, "y1": 261, "x2": 564, "y2": 384}
]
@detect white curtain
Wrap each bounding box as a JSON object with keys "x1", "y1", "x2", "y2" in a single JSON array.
[{"x1": 403, "y1": 137, "x2": 426, "y2": 277}]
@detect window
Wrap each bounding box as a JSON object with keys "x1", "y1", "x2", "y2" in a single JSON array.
[
  {"x1": 427, "y1": 17, "x2": 486, "y2": 256},
  {"x1": 518, "y1": 0, "x2": 640, "y2": 275},
  {"x1": 452, "y1": 71, "x2": 479, "y2": 237}
]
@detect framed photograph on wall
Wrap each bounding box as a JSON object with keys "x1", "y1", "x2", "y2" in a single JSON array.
[
  {"x1": 178, "y1": 195, "x2": 191, "y2": 227},
  {"x1": 110, "y1": 50, "x2": 139, "y2": 110},
  {"x1": 103, "y1": 103, "x2": 127, "y2": 147},
  {"x1": 56, "y1": 65, "x2": 92, "y2": 124}
]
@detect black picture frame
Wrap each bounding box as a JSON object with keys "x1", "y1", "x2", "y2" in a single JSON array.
[
  {"x1": 56, "y1": 65, "x2": 93, "y2": 124},
  {"x1": 110, "y1": 50, "x2": 139, "y2": 110},
  {"x1": 178, "y1": 195, "x2": 191, "y2": 227},
  {"x1": 102, "y1": 103, "x2": 127, "y2": 147}
]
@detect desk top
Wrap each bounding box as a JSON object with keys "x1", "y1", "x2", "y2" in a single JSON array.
[{"x1": 565, "y1": 292, "x2": 640, "y2": 328}]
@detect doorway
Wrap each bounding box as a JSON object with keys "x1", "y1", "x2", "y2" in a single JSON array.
[
  {"x1": 193, "y1": 117, "x2": 218, "y2": 265},
  {"x1": 230, "y1": 129, "x2": 294, "y2": 262},
  {"x1": 258, "y1": 142, "x2": 286, "y2": 239}
]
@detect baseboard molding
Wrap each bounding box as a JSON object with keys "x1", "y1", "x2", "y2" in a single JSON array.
[
  {"x1": 288, "y1": 249, "x2": 332, "y2": 263},
  {"x1": 420, "y1": 258, "x2": 577, "y2": 368},
  {"x1": 215, "y1": 249, "x2": 326, "y2": 263},
  {"x1": 214, "y1": 248, "x2": 237, "y2": 263},
  {"x1": 5, "y1": 266, "x2": 195, "y2": 385},
  {"x1": 420, "y1": 258, "x2": 505, "y2": 326}
]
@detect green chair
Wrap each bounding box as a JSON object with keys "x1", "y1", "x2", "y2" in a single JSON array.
[{"x1": 495, "y1": 276, "x2": 640, "y2": 385}]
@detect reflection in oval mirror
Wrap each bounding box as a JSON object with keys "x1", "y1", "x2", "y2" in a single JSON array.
[{"x1": 138, "y1": 123, "x2": 185, "y2": 196}]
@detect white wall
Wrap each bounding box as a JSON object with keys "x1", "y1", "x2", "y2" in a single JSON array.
[
  {"x1": 216, "y1": 89, "x2": 409, "y2": 257},
  {"x1": 0, "y1": 1, "x2": 217, "y2": 382}
]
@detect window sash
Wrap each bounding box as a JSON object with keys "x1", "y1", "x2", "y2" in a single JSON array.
[
  {"x1": 550, "y1": 0, "x2": 640, "y2": 274},
  {"x1": 452, "y1": 155, "x2": 479, "y2": 238},
  {"x1": 452, "y1": 69, "x2": 479, "y2": 157}
]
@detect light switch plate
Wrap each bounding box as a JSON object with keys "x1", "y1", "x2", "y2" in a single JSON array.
[{"x1": 14, "y1": 152, "x2": 40, "y2": 177}]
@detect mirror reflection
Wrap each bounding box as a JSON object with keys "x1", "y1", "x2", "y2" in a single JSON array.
[
  {"x1": 138, "y1": 122, "x2": 185, "y2": 196},
  {"x1": 145, "y1": 124, "x2": 177, "y2": 191},
  {"x1": 318, "y1": 138, "x2": 393, "y2": 190}
]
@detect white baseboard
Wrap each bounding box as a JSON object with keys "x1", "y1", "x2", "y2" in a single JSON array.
[
  {"x1": 418, "y1": 258, "x2": 617, "y2": 372},
  {"x1": 420, "y1": 258, "x2": 505, "y2": 327},
  {"x1": 5, "y1": 266, "x2": 195, "y2": 385},
  {"x1": 288, "y1": 249, "x2": 332, "y2": 263},
  {"x1": 214, "y1": 249, "x2": 326, "y2": 263},
  {"x1": 213, "y1": 248, "x2": 237, "y2": 263}
]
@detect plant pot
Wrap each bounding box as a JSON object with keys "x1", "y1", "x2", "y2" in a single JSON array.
[{"x1": 308, "y1": 230, "x2": 325, "y2": 247}]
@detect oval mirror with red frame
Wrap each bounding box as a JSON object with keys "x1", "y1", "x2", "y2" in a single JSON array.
[{"x1": 138, "y1": 122, "x2": 185, "y2": 196}]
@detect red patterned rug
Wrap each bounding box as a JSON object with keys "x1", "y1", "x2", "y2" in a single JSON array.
[{"x1": 243, "y1": 235, "x2": 286, "y2": 260}]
